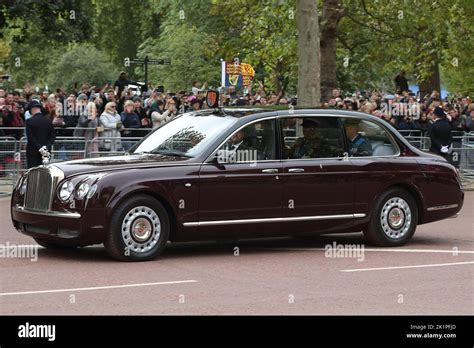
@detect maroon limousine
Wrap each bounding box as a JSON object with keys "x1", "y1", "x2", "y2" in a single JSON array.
[{"x1": 11, "y1": 108, "x2": 464, "y2": 261}]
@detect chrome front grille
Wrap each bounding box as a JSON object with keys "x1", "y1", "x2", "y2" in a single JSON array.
[{"x1": 24, "y1": 166, "x2": 64, "y2": 211}]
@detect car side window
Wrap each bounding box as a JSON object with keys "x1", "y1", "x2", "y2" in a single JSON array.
[
  {"x1": 217, "y1": 119, "x2": 277, "y2": 163},
  {"x1": 280, "y1": 117, "x2": 345, "y2": 159},
  {"x1": 342, "y1": 118, "x2": 397, "y2": 157}
]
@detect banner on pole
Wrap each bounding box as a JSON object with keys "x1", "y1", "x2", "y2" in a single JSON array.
[{"x1": 221, "y1": 61, "x2": 255, "y2": 88}]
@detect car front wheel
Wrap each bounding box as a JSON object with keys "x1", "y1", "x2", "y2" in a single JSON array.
[
  {"x1": 104, "y1": 195, "x2": 170, "y2": 261},
  {"x1": 363, "y1": 188, "x2": 418, "y2": 246}
]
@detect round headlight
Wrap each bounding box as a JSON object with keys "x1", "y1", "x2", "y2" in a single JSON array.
[
  {"x1": 59, "y1": 181, "x2": 74, "y2": 201},
  {"x1": 76, "y1": 183, "x2": 91, "y2": 199}
]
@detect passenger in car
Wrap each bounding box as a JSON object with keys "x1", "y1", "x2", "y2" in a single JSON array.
[
  {"x1": 344, "y1": 119, "x2": 373, "y2": 157},
  {"x1": 290, "y1": 118, "x2": 331, "y2": 159}
]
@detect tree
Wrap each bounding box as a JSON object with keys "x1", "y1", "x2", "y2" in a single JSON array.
[
  {"x1": 297, "y1": 0, "x2": 320, "y2": 106},
  {"x1": 47, "y1": 44, "x2": 117, "y2": 91},
  {"x1": 339, "y1": 0, "x2": 473, "y2": 95},
  {"x1": 211, "y1": 0, "x2": 298, "y2": 94},
  {"x1": 1, "y1": 0, "x2": 94, "y2": 88},
  {"x1": 320, "y1": 0, "x2": 343, "y2": 102},
  {"x1": 136, "y1": 24, "x2": 220, "y2": 91},
  {"x1": 91, "y1": 0, "x2": 159, "y2": 78},
  {"x1": 0, "y1": 0, "x2": 94, "y2": 42}
]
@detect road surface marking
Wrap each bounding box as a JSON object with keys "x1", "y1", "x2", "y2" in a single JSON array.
[
  {"x1": 0, "y1": 280, "x2": 197, "y2": 297},
  {"x1": 265, "y1": 247, "x2": 474, "y2": 254},
  {"x1": 341, "y1": 261, "x2": 474, "y2": 272}
]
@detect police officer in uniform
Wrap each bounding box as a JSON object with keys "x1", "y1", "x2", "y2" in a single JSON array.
[
  {"x1": 429, "y1": 106, "x2": 452, "y2": 159},
  {"x1": 25, "y1": 99, "x2": 56, "y2": 168},
  {"x1": 344, "y1": 118, "x2": 372, "y2": 157}
]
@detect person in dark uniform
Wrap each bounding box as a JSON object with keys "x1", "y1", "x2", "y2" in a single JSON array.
[
  {"x1": 289, "y1": 118, "x2": 336, "y2": 159},
  {"x1": 291, "y1": 119, "x2": 321, "y2": 158},
  {"x1": 344, "y1": 118, "x2": 372, "y2": 157},
  {"x1": 429, "y1": 106, "x2": 452, "y2": 159},
  {"x1": 25, "y1": 99, "x2": 56, "y2": 168}
]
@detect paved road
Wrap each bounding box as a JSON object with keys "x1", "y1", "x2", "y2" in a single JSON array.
[{"x1": 0, "y1": 193, "x2": 473, "y2": 315}]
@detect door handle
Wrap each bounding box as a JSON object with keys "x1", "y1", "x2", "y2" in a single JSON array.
[
  {"x1": 288, "y1": 168, "x2": 305, "y2": 173},
  {"x1": 262, "y1": 168, "x2": 279, "y2": 173}
]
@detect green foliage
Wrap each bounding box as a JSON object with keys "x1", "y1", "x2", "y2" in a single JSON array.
[
  {"x1": 90, "y1": 0, "x2": 159, "y2": 77},
  {"x1": 0, "y1": 0, "x2": 94, "y2": 42},
  {"x1": 1, "y1": 0, "x2": 473, "y2": 95},
  {"x1": 47, "y1": 44, "x2": 117, "y2": 90},
  {"x1": 211, "y1": 0, "x2": 298, "y2": 93},
  {"x1": 6, "y1": 30, "x2": 66, "y2": 87},
  {"x1": 338, "y1": 0, "x2": 474, "y2": 93},
  {"x1": 136, "y1": 23, "x2": 220, "y2": 91},
  {"x1": 440, "y1": 1, "x2": 474, "y2": 95}
]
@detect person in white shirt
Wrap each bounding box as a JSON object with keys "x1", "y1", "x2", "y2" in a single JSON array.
[{"x1": 191, "y1": 81, "x2": 207, "y2": 95}]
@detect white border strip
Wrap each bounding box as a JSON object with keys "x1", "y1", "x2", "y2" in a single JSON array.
[
  {"x1": 341, "y1": 261, "x2": 474, "y2": 273},
  {"x1": 0, "y1": 280, "x2": 197, "y2": 297},
  {"x1": 263, "y1": 247, "x2": 474, "y2": 254}
]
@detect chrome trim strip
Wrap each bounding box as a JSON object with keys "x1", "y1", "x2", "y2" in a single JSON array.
[
  {"x1": 183, "y1": 213, "x2": 366, "y2": 227},
  {"x1": 427, "y1": 204, "x2": 459, "y2": 212},
  {"x1": 14, "y1": 205, "x2": 81, "y2": 219}
]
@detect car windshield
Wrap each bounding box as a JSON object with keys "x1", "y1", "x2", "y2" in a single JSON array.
[{"x1": 133, "y1": 113, "x2": 238, "y2": 157}]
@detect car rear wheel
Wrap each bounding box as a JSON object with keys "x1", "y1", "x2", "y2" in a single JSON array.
[
  {"x1": 104, "y1": 195, "x2": 170, "y2": 261},
  {"x1": 363, "y1": 188, "x2": 418, "y2": 246}
]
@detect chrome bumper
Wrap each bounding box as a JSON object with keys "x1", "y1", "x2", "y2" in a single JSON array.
[{"x1": 13, "y1": 205, "x2": 81, "y2": 219}]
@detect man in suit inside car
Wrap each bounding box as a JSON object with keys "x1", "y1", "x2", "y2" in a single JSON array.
[
  {"x1": 344, "y1": 118, "x2": 372, "y2": 157},
  {"x1": 291, "y1": 118, "x2": 335, "y2": 159}
]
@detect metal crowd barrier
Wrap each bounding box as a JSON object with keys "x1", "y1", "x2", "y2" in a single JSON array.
[
  {"x1": 1, "y1": 128, "x2": 474, "y2": 193},
  {"x1": 0, "y1": 136, "x2": 18, "y2": 196}
]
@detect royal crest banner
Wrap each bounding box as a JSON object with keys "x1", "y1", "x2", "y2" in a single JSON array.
[{"x1": 221, "y1": 61, "x2": 255, "y2": 88}]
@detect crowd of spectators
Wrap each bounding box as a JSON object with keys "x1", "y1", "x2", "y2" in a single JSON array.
[
  {"x1": 1, "y1": 72, "x2": 474, "y2": 151},
  {"x1": 323, "y1": 89, "x2": 474, "y2": 135}
]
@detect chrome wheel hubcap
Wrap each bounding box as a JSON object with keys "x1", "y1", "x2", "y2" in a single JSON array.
[
  {"x1": 380, "y1": 197, "x2": 411, "y2": 239},
  {"x1": 131, "y1": 218, "x2": 152, "y2": 241},
  {"x1": 121, "y1": 206, "x2": 161, "y2": 253}
]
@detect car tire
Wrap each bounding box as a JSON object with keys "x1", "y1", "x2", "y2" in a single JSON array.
[
  {"x1": 363, "y1": 188, "x2": 418, "y2": 247},
  {"x1": 34, "y1": 238, "x2": 77, "y2": 249},
  {"x1": 104, "y1": 195, "x2": 170, "y2": 261}
]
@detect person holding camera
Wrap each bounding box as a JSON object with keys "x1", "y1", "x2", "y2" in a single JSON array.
[
  {"x1": 150, "y1": 98, "x2": 177, "y2": 129},
  {"x1": 25, "y1": 100, "x2": 55, "y2": 168}
]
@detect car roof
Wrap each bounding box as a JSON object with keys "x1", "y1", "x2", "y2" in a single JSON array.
[{"x1": 192, "y1": 107, "x2": 387, "y2": 123}]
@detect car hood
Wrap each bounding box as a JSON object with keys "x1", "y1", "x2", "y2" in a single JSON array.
[{"x1": 52, "y1": 154, "x2": 193, "y2": 177}]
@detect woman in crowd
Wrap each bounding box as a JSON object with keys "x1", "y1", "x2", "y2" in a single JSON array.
[
  {"x1": 413, "y1": 112, "x2": 431, "y2": 135},
  {"x1": 133, "y1": 96, "x2": 151, "y2": 128},
  {"x1": 121, "y1": 100, "x2": 141, "y2": 149},
  {"x1": 99, "y1": 102, "x2": 122, "y2": 152},
  {"x1": 74, "y1": 101, "x2": 99, "y2": 155},
  {"x1": 150, "y1": 99, "x2": 177, "y2": 129}
]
